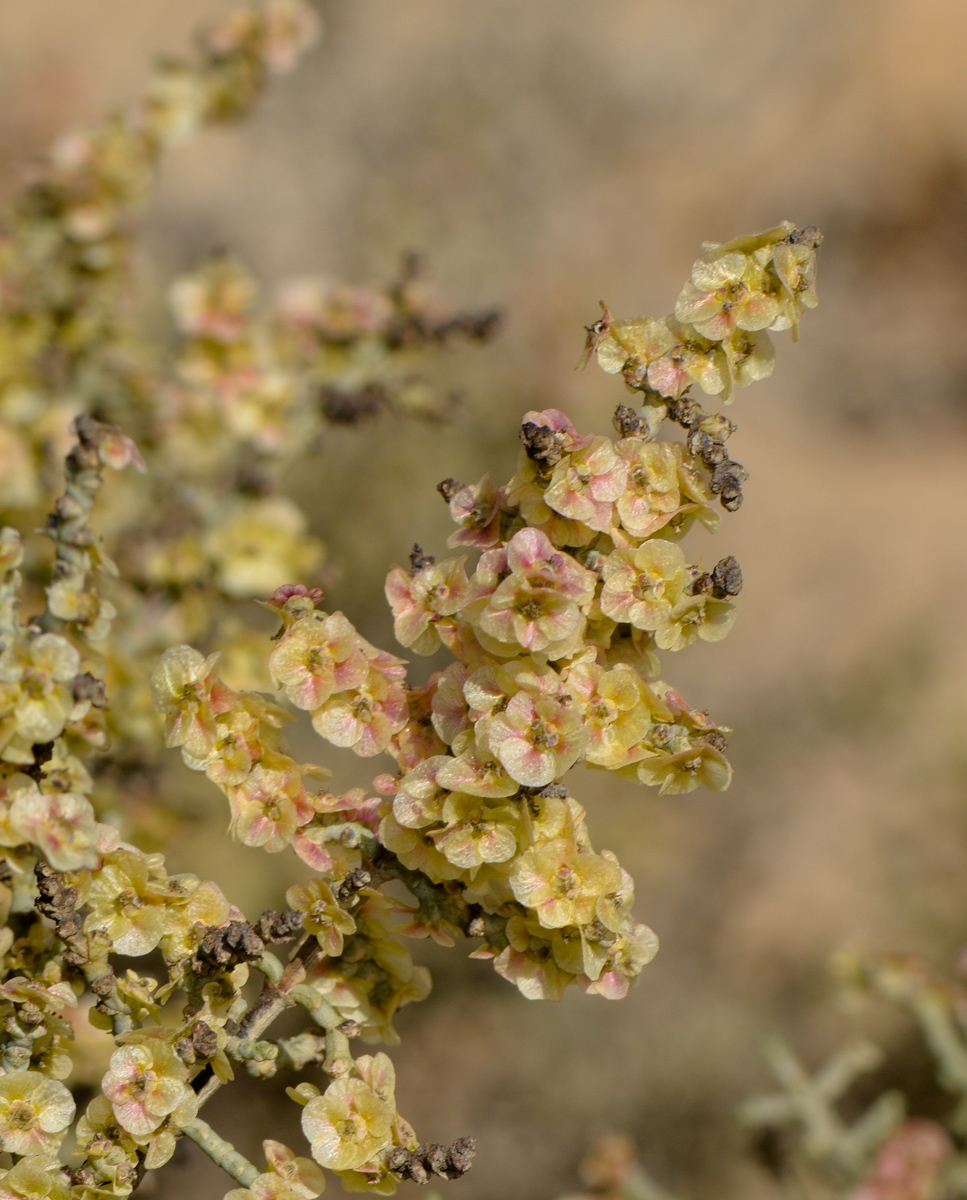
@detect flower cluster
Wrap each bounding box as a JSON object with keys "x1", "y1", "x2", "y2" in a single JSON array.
[
  {"x1": 586, "y1": 222, "x2": 822, "y2": 405},
  {"x1": 0, "y1": 13, "x2": 822, "y2": 1187},
  {"x1": 0, "y1": 0, "x2": 498, "y2": 861}
]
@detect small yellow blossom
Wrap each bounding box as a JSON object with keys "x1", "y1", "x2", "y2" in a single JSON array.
[
  {"x1": 302, "y1": 1061, "x2": 396, "y2": 1172},
  {"x1": 0, "y1": 1072, "x2": 75, "y2": 1156},
  {"x1": 101, "y1": 1039, "x2": 196, "y2": 1139},
  {"x1": 0, "y1": 633, "x2": 80, "y2": 764},
  {"x1": 0, "y1": 1156, "x2": 71, "y2": 1200},
  {"x1": 510, "y1": 838, "x2": 622, "y2": 930},
  {"x1": 286, "y1": 880, "x2": 356, "y2": 956}
]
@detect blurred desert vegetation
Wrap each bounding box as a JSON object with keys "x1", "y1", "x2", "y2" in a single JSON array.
[{"x1": 4, "y1": 1, "x2": 967, "y2": 1197}]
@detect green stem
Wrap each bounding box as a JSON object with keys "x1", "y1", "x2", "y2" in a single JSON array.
[{"x1": 180, "y1": 1117, "x2": 259, "y2": 1188}]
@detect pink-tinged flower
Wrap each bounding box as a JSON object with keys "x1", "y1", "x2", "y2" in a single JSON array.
[
  {"x1": 265, "y1": 583, "x2": 326, "y2": 611},
  {"x1": 462, "y1": 659, "x2": 563, "y2": 726},
  {"x1": 511, "y1": 838, "x2": 622, "y2": 929},
  {"x1": 645, "y1": 317, "x2": 730, "y2": 399},
  {"x1": 263, "y1": 0, "x2": 322, "y2": 74},
  {"x1": 853, "y1": 1119, "x2": 951, "y2": 1200},
  {"x1": 445, "y1": 474, "x2": 506, "y2": 550},
  {"x1": 493, "y1": 914, "x2": 574, "y2": 1000},
  {"x1": 615, "y1": 440, "x2": 682, "y2": 539},
  {"x1": 521, "y1": 792, "x2": 586, "y2": 849},
  {"x1": 277, "y1": 277, "x2": 392, "y2": 343},
  {"x1": 657, "y1": 593, "x2": 736, "y2": 652},
  {"x1": 487, "y1": 692, "x2": 586, "y2": 788},
  {"x1": 436, "y1": 623, "x2": 490, "y2": 673},
  {"x1": 292, "y1": 825, "x2": 361, "y2": 878},
  {"x1": 312, "y1": 787, "x2": 384, "y2": 828},
  {"x1": 584, "y1": 923, "x2": 659, "y2": 999},
  {"x1": 8, "y1": 783, "x2": 100, "y2": 871},
  {"x1": 45, "y1": 576, "x2": 117, "y2": 642},
  {"x1": 520, "y1": 408, "x2": 594, "y2": 454},
  {"x1": 182, "y1": 705, "x2": 262, "y2": 788},
  {"x1": 436, "y1": 725, "x2": 518, "y2": 798},
  {"x1": 0, "y1": 633, "x2": 80, "y2": 759},
  {"x1": 636, "y1": 742, "x2": 732, "y2": 794},
  {"x1": 161, "y1": 879, "x2": 232, "y2": 962},
  {"x1": 463, "y1": 663, "x2": 511, "y2": 718},
  {"x1": 771, "y1": 239, "x2": 819, "y2": 333},
  {"x1": 0, "y1": 1156, "x2": 72, "y2": 1200},
  {"x1": 311, "y1": 668, "x2": 408, "y2": 758},
  {"x1": 393, "y1": 680, "x2": 448, "y2": 771},
  {"x1": 0, "y1": 1071, "x2": 75, "y2": 1155},
  {"x1": 378, "y1": 814, "x2": 464, "y2": 883},
  {"x1": 261, "y1": 1139, "x2": 326, "y2": 1199},
  {"x1": 724, "y1": 328, "x2": 775, "y2": 390},
  {"x1": 504, "y1": 456, "x2": 596, "y2": 550},
  {"x1": 464, "y1": 546, "x2": 510, "y2": 606},
  {"x1": 594, "y1": 316, "x2": 675, "y2": 379},
  {"x1": 469, "y1": 531, "x2": 595, "y2": 656},
  {"x1": 549, "y1": 923, "x2": 612, "y2": 982},
  {"x1": 431, "y1": 793, "x2": 521, "y2": 870},
  {"x1": 97, "y1": 427, "x2": 146, "y2": 474},
  {"x1": 505, "y1": 528, "x2": 596, "y2": 602},
  {"x1": 150, "y1": 645, "x2": 235, "y2": 756},
  {"x1": 594, "y1": 857, "x2": 637, "y2": 934},
  {"x1": 599, "y1": 541, "x2": 688, "y2": 631},
  {"x1": 301, "y1": 1066, "x2": 395, "y2": 1172},
  {"x1": 102, "y1": 1041, "x2": 196, "y2": 1139},
  {"x1": 229, "y1": 755, "x2": 313, "y2": 851},
  {"x1": 430, "y1": 663, "x2": 471, "y2": 748},
  {"x1": 565, "y1": 662, "x2": 653, "y2": 770},
  {"x1": 393, "y1": 757, "x2": 450, "y2": 828},
  {"x1": 357, "y1": 639, "x2": 408, "y2": 685},
  {"x1": 286, "y1": 880, "x2": 356, "y2": 956},
  {"x1": 544, "y1": 437, "x2": 628, "y2": 532},
  {"x1": 269, "y1": 612, "x2": 368, "y2": 711},
  {"x1": 474, "y1": 573, "x2": 585, "y2": 656},
  {"x1": 675, "y1": 251, "x2": 780, "y2": 341},
  {"x1": 385, "y1": 557, "x2": 469, "y2": 655},
  {"x1": 84, "y1": 849, "x2": 166, "y2": 956}
]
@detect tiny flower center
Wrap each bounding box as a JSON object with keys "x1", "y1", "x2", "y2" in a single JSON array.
[
  {"x1": 591, "y1": 698, "x2": 618, "y2": 726},
  {"x1": 555, "y1": 865, "x2": 578, "y2": 897},
  {"x1": 529, "y1": 719, "x2": 558, "y2": 750},
  {"x1": 631, "y1": 467, "x2": 652, "y2": 493},
  {"x1": 632, "y1": 572, "x2": 661, "y2": 601},
  {"x1": 128, "y1": 1071, "x2": 153, "y2": 1102},
  {"x1": 8, "y1": 1100, "x2": 36, "y2": 1130},
  {"x1": 516, "y1": 595, "x2": 547, "y2": 621},
  {"x1": 117, "y1": 888, "x2": 142, "y2": 915},
  {"x1": 21, "y1": 668, "x2": 51, "y2": 699},
  {"x1": 340, "y1": 1112, "x2": 367, "y2": 1142}
]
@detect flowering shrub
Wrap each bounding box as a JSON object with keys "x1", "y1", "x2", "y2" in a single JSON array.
[{"x1": 0, "y1": 1, "x2": 830, "y2": 1196}]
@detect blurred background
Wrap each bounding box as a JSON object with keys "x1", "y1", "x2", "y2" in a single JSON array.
[{"x1": 4, "y1": 1, "x2": 967, "y2": 1197}]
